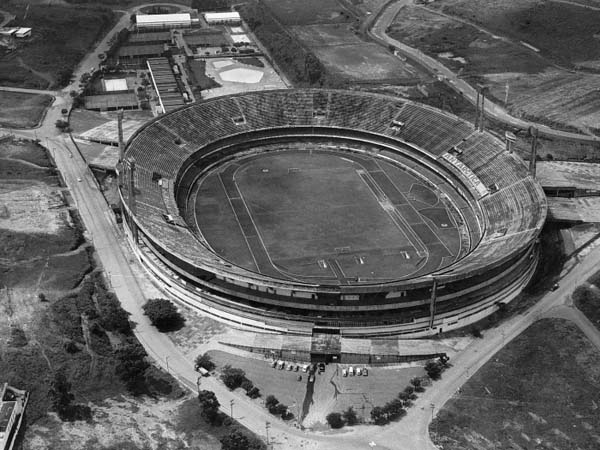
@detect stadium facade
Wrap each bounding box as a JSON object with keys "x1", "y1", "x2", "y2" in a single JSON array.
[{"x1": 119, "y1": 89, "x2": 547, "y2": 338}]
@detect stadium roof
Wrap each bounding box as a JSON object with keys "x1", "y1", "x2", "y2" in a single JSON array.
[
  {"x1": 537, "y1": 161, "x2": 600, "y2": 191},
  {"x1": 136, "y1": 13, "x2": 191, "y2": 25}
]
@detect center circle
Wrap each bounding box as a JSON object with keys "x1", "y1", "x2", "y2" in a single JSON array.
[{"x1": 190, "y1": 143, "x2": 469, "y2": 285}]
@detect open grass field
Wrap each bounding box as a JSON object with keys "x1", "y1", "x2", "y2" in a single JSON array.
[
  {"x1": 430, "y1": 0, "x2": 600, "y2": 68},
  {"x1": 0, "y1": 92, "x2": 53, "y2": 128},
  {"x1": 195, "y1": 147, "x2": 460, "y2": 284},
  {"x1": 263, "y1": 0, "x2": 354, "y2": 25},
  {"x1": 431, "y1": 318, "x2": 600, "y2": 450},
  {"x1": 0, "y1": 5, "x2": 115, "y2": 88}
]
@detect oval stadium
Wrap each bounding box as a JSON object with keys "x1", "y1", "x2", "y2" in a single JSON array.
[{"x1": 119, "y1": 89, "x2": 547, "y2": 338}]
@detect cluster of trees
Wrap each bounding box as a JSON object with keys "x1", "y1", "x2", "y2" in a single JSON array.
[
  {"x1": 220, "y1": 365, "x2": 261, "y2": 399},
  {"x1": 265, "y1": 395, "x2": 292, "y2": 419},
  {"x1": 325, "y1": 407, "x2": 358, "y2": 429},
  {"x1": 196, "y1": 390, "x2": 262, "y2": 449},
  {"x1": 370, "y1": 377, "x2": 426, "y2": 426},
  {"x1": 240, "y1": 3, "x2": 330, "y2": 87},
  {"x1": 425, "y1": 356, "x2": 449, "y2": 380},
  {"x1": 142, "y1": 298, "x2": 185, "y2": 331},
  {"x1": 115, "y1": 341, "x2": 151, "y2": 395}
]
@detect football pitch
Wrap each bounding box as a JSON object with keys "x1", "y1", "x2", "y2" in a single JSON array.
[{"x1": 194, "y1": 147, "x2": 461, "y2": 284}]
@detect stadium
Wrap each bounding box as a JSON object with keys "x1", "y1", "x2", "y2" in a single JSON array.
[{"x1": 119, "y1": 89, "x2": 547, "y2": 338}]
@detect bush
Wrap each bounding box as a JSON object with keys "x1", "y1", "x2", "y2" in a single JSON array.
[
  {"x1": 240, "y1": 379, "x2": 254, "y2": 392},
  {"x1": 142, "y1": 298, "x2": 184, "y2": 331},
  {"x1": 220, "y1": 430, "x2": 251, "y2": 450},
  {"x1": 220, "y1": 365, "x2": 246, "y2": 390},
  {"x1": 246, "y1": 386, "x2": 261, "y2": 399},
  {"x1": 371, "y1": 406, "x2": 388, "y2": 425},
  {"x1": 326, "y1": 412, "x2": 345, "y2": 429},
  {"x1": 115, "y1": 342, "x2": 150, "y2": 394},
  {"x1": 342, "y1": 406, "x2": 358, "y2": 425},
  {"x1": 194, "y1": 353, "x2": 215, "y2": 372}
]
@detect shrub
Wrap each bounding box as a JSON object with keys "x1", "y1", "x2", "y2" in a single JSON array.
[
  {"x1": 265, "y1": 395, "x2": 279, "y2": 409},
  {"x1": 240, "y1": 379, "x2": 254, "y2": 392},
  {"x1": 142, "y1": 298, "x2": 184, "y2": 331},
  {"x1": 326, "y1": 412, "x2": 345, "y2": 429},
  {"x1": 371, "y1": 406, "x2": 388, "y2": 425},
  {"x1": 194, "y1": 353, "x2": 215, "y2": 372},
  {"x1": 115, "y1": 342, "x2": 150, "y2": 394},
  {"x1": 220, "y1": 430, "x2": 251, "y2": 450},
  {"x1": 220, "y1": 365, "x2": 246, "y2": 390}
]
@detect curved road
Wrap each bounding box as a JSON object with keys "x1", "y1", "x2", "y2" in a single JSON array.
[
  {"x1": 3, "y1": 2, "x2": 600, "y2": 449},
  {"x1": 368, "y1": 0, "x2": 600, "y2": 143}
]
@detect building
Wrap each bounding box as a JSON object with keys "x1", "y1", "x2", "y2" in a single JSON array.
[
  {"x1": 14, "y1": 28, "x2": 31, "y2": 38},
  {"x1": 0, "y1": 383, "x2": 28, "y2": 450},
  {"x1": 136, "y1": 13, "x2": 192, "y2": 30},
  {"x1": 203, "y1": 11, "x2": 242, "y2": 25}
]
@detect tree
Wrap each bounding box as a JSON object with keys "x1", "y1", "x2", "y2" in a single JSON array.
[
  {"x1": 142, "y1": 298, "x2": 184, "y2": 331},
  {"x1": 194, "y1": 353, "x2": 215, "y2": 372},
  {"x1": 370, "y1": 406, "x2": 388, "y2": 425},
  {"x1": 220, "y1": 430, "x2": 251, "y2": 450},
  {"x1": 198, "y1": 389, "x2": 220, "y2": 424},
  {"x1": 265, "y1": 395, "x2": 279, "y2": 409},
  {"x1": 383, "y1": 398, "x2": 405, "y2": 421},
  {"x1": 115, "y1": 343, "x2": 150, "y2": 394},
  {"x1": 425, "y1": 361, "x2": 443, "y2": 380},
  {"x1": 342, "y1": 406, "x2": 358, "y2": 425},
  {"x1": 220, "y1": 365, "x2": 246, "y2": 390},
  {"x1": 326, "y1": 412, "x2": 345, "y2": 429},
  {"x1": 247, "y1": 386, "x2": 261, "y2": 399},
  {"x1": 240, "y1": 379, "x2": 254, "y2": 393}
]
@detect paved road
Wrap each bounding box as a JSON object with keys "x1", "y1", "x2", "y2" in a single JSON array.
[{"x1": 368, "y1": 0, "x2": 600, "y2": 143}]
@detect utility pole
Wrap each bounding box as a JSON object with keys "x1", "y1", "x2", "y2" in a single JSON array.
[
  {"x1": 265, "y1": 421, "x2": 271, "y2": 447},
  {"x1": 230, "y1": 399, "x2": 234, "y2": 418}
]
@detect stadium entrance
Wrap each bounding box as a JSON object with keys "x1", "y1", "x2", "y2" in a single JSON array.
[{"x1": 311, "y1": 329, "x2": 341, "y2": 363}]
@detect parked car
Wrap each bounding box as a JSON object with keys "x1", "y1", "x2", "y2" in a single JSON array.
[
  {"x1": 270, "y1": 360, "x2": 277, "y2": 368},
  {"x1": 342, "y1": 368, "x2": 348, "y2": 377},
  {"x1": 277, "y1": 360, "x2": 285, "y2": 370},
  {"x1": 308, "y1": 374, "x2": 315, "y2": 383},
  {"x1": 294, "y1": 365, "x2": 300, "y2": 372},
  {"x1": 362, "y1": 368, "x2": 368, "y2": 377},
  {"x1": 348, "y1": 366, "x2": 355, "y2": 376},
  {"x1": 287, "y1": 363, "x2": 294, "y2": 371},
  {"x1": 318, "y1": 363, "x2": 326, "y2": 373},
  {"x1": 356, "y1": 367, "x2": 362, "y2": 376},
  {"x1": 302, "y1": 364, "x2": 309, "y2": 372}
]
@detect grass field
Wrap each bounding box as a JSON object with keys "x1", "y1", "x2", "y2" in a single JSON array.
[
  {"x1": 431, "y1": 318, "x2": 600, "y2": 449},
  {"x1": 195, "y1": 148, "x2": 460, "y2": 283},
  {"x1": 0, "y1": 5, "x2": 115, "y2": 88},
  {"x1": 0, "y1": 91, "x2": 53, "y2": 128},
  {"x1": 430, "y1": 0, "x2": 600, "y2": 67}
]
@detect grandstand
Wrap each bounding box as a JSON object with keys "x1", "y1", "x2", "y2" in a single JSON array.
[{"x1": 119, "y1": 89, "x2": 547, "y2": 338}]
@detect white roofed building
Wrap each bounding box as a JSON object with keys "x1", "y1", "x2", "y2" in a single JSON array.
[
  {"x1": 203, "y1": 11, "x2": 241, "y2": 25},
  {"x1": 136, "y1": 13, "x2": 191, "y2": 29}
]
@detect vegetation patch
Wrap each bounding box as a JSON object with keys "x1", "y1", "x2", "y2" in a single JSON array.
[
  {"x1": 186, "y1": 59, "x2": 221, "y2": 91},
  {"x1": 0, "y1": 5, "x2": 115, "y2": 88},
  {"x1": 431, "y1": 318, "x2": 600, "y2": 450},
  {"x1": 0, "y1": 91, "x2": 53, "y2": 128}
]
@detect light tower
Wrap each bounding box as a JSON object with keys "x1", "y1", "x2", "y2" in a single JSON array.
[{"x1": 528, "y1": 126, "x2": 538, "y2": 178}]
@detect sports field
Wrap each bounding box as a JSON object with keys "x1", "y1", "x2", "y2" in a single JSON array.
[{"x1": 194, "y1": 147, "x2": 462, "y2": 284}]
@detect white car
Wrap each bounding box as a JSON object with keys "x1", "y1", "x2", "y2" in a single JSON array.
[
  {"x1": 356, "y1": 367, "x2": 362, "y2": 376},
  {"x1": 342, "y1": 368, "x2": 348, "y2": 377},
  {"x1": 348, "y1": 366, "x2": 355, "y2": 376}
]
